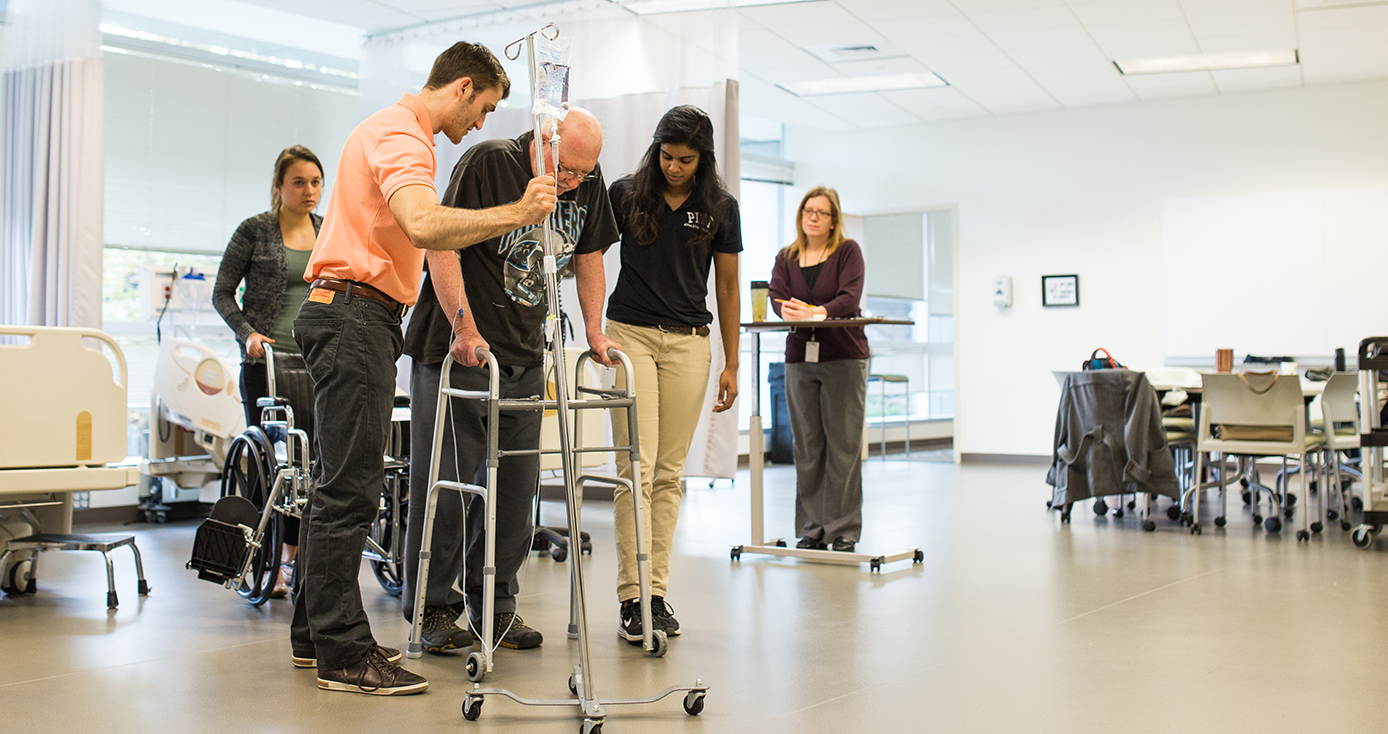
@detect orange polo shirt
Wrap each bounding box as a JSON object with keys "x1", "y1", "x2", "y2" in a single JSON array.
[{"x1": 305, "y1": 93, "x2": 436, "y2": 305}]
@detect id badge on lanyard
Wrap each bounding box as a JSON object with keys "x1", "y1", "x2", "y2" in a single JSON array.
[{"x1": 805, "y1": 336, "x2": 820, "y2": 364}]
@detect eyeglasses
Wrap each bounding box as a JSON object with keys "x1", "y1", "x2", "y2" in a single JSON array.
[
  {"x1": 556, "y1": 165, "x2": 597, "y2": 183},
  {"x1": 802, "y1": 207, "x2": 834, "y2": 221}
]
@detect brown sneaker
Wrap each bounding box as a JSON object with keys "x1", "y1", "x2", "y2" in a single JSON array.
[
  {"x1": 294, "y1": 644, "x2": 402, "y2": 669},
  {"x1": 316, "y1": 647, "x2": 427, "y2": 695}
]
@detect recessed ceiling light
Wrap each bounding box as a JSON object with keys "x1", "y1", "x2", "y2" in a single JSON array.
[
  {"x1": 1114, "y1": 49, "x2": 1299, "y2": 75},
  {"x1": 617, "y1": 0, "x2": 813, "y2": 16},
  {"x1": 779, "y1": 71, "x2": 948, "y2": 96}
]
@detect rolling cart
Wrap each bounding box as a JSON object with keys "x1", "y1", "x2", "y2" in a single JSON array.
[{"x1": 1352, "y1": 337, "x2": 1388, "y2": 549}]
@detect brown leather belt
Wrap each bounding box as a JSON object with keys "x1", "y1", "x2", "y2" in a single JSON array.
[
  {"x1": 655, "y1": 324, "x2": 710, "y2": 337},
  {"x1": 311, "y1": 278, "x2": 406, "y2": 318}
]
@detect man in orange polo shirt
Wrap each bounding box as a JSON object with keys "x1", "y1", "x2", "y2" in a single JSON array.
[{"x1": 289, "y1": 41, "x2": 556, "y2": 697}]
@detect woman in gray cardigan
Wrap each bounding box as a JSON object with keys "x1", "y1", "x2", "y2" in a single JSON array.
[{"x1": 212, "y1": 144, "x2": 324, "y2": 597}]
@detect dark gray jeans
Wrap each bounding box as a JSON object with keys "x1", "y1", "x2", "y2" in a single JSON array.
[
  {"x1": 289, "y1": 293, "x2": 402, "y2": 673},
  {"x1": 402, "y1": 359, "x2": 542, "y2": 629},
  {"x1": 786, "y1": 359, "x2": 869, "y2": 543}
]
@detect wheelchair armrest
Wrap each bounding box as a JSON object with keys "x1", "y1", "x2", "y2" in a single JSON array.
[{"x1": 256, "y1": 396, "x2": 291, "y2": 409}]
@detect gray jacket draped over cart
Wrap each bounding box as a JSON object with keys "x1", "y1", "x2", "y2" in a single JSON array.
[{"x1": 1046, "y1": 369, "x2": 1180, "y2": 507}]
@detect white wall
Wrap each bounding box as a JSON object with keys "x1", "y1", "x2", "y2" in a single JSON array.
[{"x1": 787, "y1": 79, "x2": 1388, "y2": 458}]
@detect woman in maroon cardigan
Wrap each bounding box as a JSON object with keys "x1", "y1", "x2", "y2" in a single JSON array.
[{"x1": 769, "y1": 186, "x2": 870, "y2": 552}]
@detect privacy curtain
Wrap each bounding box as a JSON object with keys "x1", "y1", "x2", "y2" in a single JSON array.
[{"x1": 0, "y1": 0, "x2": 104, "y2": 328}]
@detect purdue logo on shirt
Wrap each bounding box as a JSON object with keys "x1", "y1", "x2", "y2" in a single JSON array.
[{"x1": 684, "y1": 212, "x2": 713, "y2": 233}]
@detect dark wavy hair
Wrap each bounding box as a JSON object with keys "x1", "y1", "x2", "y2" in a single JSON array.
[
  {"x1": 619, "y1": 104, "x2": 727, "y2": 247},
  {"x1": 270, "y1": 145, "x2": 324, "y2": 210}
]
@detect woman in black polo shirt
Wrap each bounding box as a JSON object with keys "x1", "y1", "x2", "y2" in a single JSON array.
[
  {"x1": 212, "y1": 144, "x2": 324, "y2": 598},
  {"x1": 605, "y1": 105, "x2": 741, "y2": 644}
]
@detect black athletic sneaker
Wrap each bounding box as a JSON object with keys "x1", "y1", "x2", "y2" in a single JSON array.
[
  {"x1": 650, "y1": 596, "x2": 680, "y2": 636},
  {"x1": 422, "y1": 605, "x2": 475, "y2": 653},
  {"x1": 316, "y1": 646, "x2": 427, "y2": 696},
  {"x1": 492, "y1": 612, "x2": 543, "y2": 649},
  {"x1": 618, "y1": 599, "x2": 644, "y2": 644}
]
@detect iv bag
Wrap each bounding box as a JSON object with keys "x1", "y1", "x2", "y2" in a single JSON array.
[{"x1": 533, "y1": 35, "x2": 572, "y2": 121}]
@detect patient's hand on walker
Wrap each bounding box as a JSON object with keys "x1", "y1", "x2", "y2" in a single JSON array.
[
  {"x1": 450, "y1": 328, "x2": 490, "y2": 368},
  {"x1": 246, "y1": 332, "x2": 274, "y2": 358}
]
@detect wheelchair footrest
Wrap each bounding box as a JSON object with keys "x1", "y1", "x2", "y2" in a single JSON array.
[{"x1": 186, "y1": 517, "x2": 253, "y2": 584}]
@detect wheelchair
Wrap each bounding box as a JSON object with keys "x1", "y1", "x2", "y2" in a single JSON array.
[{"x1": 187, "y1": 347, "x2": 409, "y2": 606}]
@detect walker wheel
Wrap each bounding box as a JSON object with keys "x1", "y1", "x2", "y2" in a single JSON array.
[
  {"x1": 462, "y1": 696, "x2": 482, "y2": 721},
  {"x1": 1241, "y1": 489, "x2": 1251, "y2": 504},
  {"x1": 1127, "y1": 500, "x2": 1136, "y2": 510},
  {"x1": 552, "y1": 545, "x2": 568, "y2": 563},
  {"x1": 1115, "y1": 507, "x2": 1125, "y2": 519},
  {"x1": 650, "y1": 629, "x2": 668, "y2": 658},
  {"x1": 1286, "y1": 492, "x2": 1298, "y2": 507},
  {"x1": 1142, "y1": 520, "x2": 1156, "y2": 532},
  {"x1": 581, "y1": 718, "x2": 603, "y2": 734},
  {"x1": 465, "y1": 651, "x2": 486, "y2": 683},
  {"x1": 913, "y1": 549, "x2": 924, "y2": 563},
  {"x1": 683, "y1": 691, "x2": 706, "y2": 716},
  {"x1": 1284, "y1": 507, "x2": 1295, "y2": 519},
  {"x1": 1352, "y1": 525, "x2": 1374, "y2": 549},
  {"x1": 730, "y1": 546, "x2": 742, "y2": 561},
  {"x1": 568, "y1": 675, "x2": 577, "y2": 696}
]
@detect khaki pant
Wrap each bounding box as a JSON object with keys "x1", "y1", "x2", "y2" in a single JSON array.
[{"x1": 606, "y1": 320, "x2": 711, "y2": 603}]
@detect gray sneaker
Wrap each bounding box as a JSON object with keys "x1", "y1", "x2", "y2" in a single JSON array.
[
  {"x1": 316, "y1": 646, "x2": 427, "y2": 695},
  {"x1": 422, "y1": 605, "x2": 475, "y2": 654}
]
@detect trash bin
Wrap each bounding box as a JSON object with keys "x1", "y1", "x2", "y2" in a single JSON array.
[{"x1": 768, "y1": 362, "x2": 793, "y2": 464}]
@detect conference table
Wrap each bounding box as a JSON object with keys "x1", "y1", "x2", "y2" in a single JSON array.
[{"x1": 733, "y1": 317, "x2": 923, "y2": 571}]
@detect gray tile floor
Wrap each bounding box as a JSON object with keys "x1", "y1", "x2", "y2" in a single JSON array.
[{"x1": 3, "y1": 460, "x2": 1387, "y2": 733}]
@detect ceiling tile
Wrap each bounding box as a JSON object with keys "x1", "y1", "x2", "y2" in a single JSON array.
[
  {"x1": 1005, "y1": 44, "x2": 1110, "y2": 66},
  {"x1": 1085, "y1": 20, "x2": 1198, "y2": 46},
  {"x1": 873, "y1": 14, "x2": 979, "y2": 41},
  {"x1": 1121, "y1": 69, "x2": 1218, "y2": 99},
  {"x1": 736, "y1": 1, "x2": 880, "y2": 47},
  {"x1": 1186, "y1": 12, "x2": 1296, "y2": 36},
  {"x1": 1293, "y1": 4, "x2": 1388, "y2": 30},
  {"x1": 914, "y1": 51, "x2": 1020, "y2": 75},
  {"x1": 1025, "y1": 61, "x2": 1125, "y2": 84},
  {"x1": 1194, "y1": 31, "x2": 1299, "y2": 52},
  {"x1": 737, "y1": 73, "x2": 858, "y2": 131},
  {"x1": 804, "y1": 91, "x2": 925, "y2": 128},
  {"x1": 940, "y1": 66, "x2": 1041, "y2": 87},
  {"x1": 829, "y1": 56, "x2": 931, "y2": 77},
  {"x1": 1209, "y1": 63, "x2": 1304, "y2": 91},
  {"x1": 1067, "y1": 0, "x2": 1187, "y2": 26},
  {"x1": 878, "y1": 86, "x2": 990, "y2": 121},
  {"x1": 987, "y1": 26, "x2": 1099, "y2": 49},
  {"x1": 1098, "y1": 38, "x2": 1205, "y2": 57},
  {"x1": 839, "y1": 0, "x2": 961, "y2": 21},
  {"x1": 968, "y1": 6, "x2": 1083, "y2": 32},
  {"x1": 949, "y1": 0, "x2": 1069, "y2": 11},
  {"x1": 1042, "y1": 80, "x2": 1139, "y2": 107},
  {"x1": 899, "y1": 35, "x2": 1002, "y2": 56},
  {"x1": 1178, "y1": 0, "x2": 1295, "y2": 18}
]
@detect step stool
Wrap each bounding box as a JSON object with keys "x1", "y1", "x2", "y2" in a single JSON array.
[{"x1": 1, "y1": 533, "x2": 150, "y2": 608}]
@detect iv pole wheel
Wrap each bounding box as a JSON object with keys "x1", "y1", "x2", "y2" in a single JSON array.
[{"x1": 465, "y1": 651, "x2": 487, "y2": 683}]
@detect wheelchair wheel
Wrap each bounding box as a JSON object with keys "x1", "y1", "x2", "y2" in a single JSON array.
[
  {"x1": 221, "y1": 428, "x2": 281, "y2": 607},
  {"x1": 370, "y1": 477, "x2": 408, "y2": 597}
]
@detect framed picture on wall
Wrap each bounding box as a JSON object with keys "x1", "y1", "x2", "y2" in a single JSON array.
[{"x1": 1042, "y1": 274, "x2": 1079, "y2": 307}]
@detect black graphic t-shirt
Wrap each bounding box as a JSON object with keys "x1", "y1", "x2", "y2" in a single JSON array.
[
  {"x1": 404, "y1": 131, "x2": 618, "y2": 367},
  {"x1": 605, "y1": 176, "x2": 742, "y2": 329}
]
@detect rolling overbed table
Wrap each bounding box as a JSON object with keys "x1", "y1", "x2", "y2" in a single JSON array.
[{"x1": 733, "y1": 317, "x2": 924, "y2": 571}]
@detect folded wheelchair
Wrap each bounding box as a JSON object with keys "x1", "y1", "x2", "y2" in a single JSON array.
[{"x1": 186, "y1": 346, "x2": 409, "y2": 605}]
